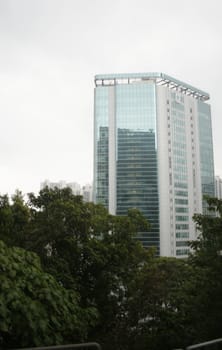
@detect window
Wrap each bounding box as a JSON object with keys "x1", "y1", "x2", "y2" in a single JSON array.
[
  {"x1": 175, "y1": 190, "x2": 188, "y2": 197},
  {"x1": 175, "y1": 207, "x2": 188, "y2": 213},
  {"x1": 175, "y1": 198, "x2": 188, "y2": 205},
  {"x1": 176, "y1": 215, "x2": 189, "y2": 221},
  {"x1": 169, "y1": 173, "x2": 172, "y2": 185},
  {"x1": 176, "y1": 248, "x2": 189, "y2": 256},
  {"x1": 176, "y1": 241, "x2": 188, "y2": 247},
  {"x1": 176, "y1": 224, "x2": 189, "y2": 230},
  {"x1": 169, "y1": 157, "x2": 172, "y2": 168},
  {"x1": 176, "y1": 231, "x2": 189, "y2": 238}
]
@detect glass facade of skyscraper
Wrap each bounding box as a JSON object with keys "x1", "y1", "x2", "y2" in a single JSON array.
[
  {"x1": 115, "y1": 83, "x2": 159, "y2": 249},
  {"x1": 94, "y1": 87, "x2": 109, "y2": 207},
  {"x1": 94, "y1": 81, "x2": 159, "y2": 250}
]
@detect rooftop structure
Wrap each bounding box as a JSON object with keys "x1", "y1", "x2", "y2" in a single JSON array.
[{"x1": 95, "y1": 72, "x2": 209, "y2": 101}]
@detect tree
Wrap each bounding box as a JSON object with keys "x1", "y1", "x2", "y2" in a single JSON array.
[
  {"x1": 0, "y1": 191, "x2": 29, "y2": 248},
  {"x1": 23, "y1": 187, "x2": 150, "y2": 294},
  {"x1": 187, "y1": 197, "x2": 222, "y2": 342},
  {"x1": 0, "y1": 194, "x2": 12, "y2": 245},
  {"x1": 111, "y1": 256, "x2": 195, "y2": 350},
  {"x1": 3, "y1": 187, "x2": 204, "y2": 350},
  {"x1": 22, "y1": 187, "x2": 152, "y2": 348},
  {"x1": 0, "y1": 240, "x2": 97, "y2": 349}
]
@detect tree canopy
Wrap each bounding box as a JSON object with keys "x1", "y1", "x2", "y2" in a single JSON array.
[
  {"x1": 1, "y1": 189, "x2": 222, "y2": 349},
  {"x1": 0, "y1": 240, "x2": 97, "y2": 349}
]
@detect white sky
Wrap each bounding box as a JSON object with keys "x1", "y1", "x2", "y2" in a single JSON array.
[{"x1": 0, "y1": 0, "x2": 222, "y2": 195}]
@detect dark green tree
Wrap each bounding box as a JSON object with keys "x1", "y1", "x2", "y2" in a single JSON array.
[
  {"x1": 23, "y1": 187, "x2": 152, "y2": 348},
  {"x1": 0, "y1": 191, "x2": 29, "y2": 247},
  {"x1": 0, "y1": 240, "x2": 97, "y2": 349},
  {"x1": 3, "y1": 187, "x2": 211, "y2": 350},
  {"x1": 111, "y1": 256, "x2": 196, "y2": 350},
  {"x1": 188, "y1": 197, "x2": 222, "y2": 342}
]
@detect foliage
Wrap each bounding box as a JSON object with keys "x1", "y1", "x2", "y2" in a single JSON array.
[
  {"x1": 1, "y1": 189, "x2": 222, "y2": 350},
  {"x1": 0, "y1": 240, "x2": 97, "y2": 349},
  {"x1": 24, "y1": 187, "x2": 152, "y2": 347},
  {"x1": 0, "y1": 191, "x2": 29, "y2": 247},
  {"x1": 0, "y1": 187, "x2": 152, "y2": 348},
  {"x1": 104, "y1": 257, "x2": 195, "y2": 350},
  {"x1": 188, "y1": 197, "x2": 222, "y2": 342}
]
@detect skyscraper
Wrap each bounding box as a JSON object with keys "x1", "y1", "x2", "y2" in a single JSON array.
[{"x1": 93, "y1": 73, "x2": 215, "y2": 257}]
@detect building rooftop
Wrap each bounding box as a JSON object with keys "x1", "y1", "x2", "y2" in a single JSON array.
[{"x1": 94, "y1": 72, "x2": 210, "y2": 101}]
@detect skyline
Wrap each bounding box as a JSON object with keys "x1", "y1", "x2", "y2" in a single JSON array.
[{"x1": 1, "y1": 0, "x2": 222, "y2": 195}]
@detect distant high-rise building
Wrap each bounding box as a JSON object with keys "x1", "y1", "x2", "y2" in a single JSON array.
[
  {"x1": 93, "y1": 72, "x2": 215, "y2": 257},
  {"x1": 41, "y1": 180, "x2": 81, "y2": 195},
  {"x1": 40, "y1": 180, "x2": 92, "y2": 201},
  {"x1": 82, "y1": 183, "x2": 93, "y2": 202},
  {"x1": 215, "y1": 176, "x2": 222, "y2": 199}
]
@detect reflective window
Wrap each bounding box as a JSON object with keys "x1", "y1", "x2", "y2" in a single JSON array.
[
  {"x1": 115, "y1": 83, "x2": 159, "y2": 250},
  {"x1": 198, "y1": 101, "x2": 215, "y2": 213},
  {"x1": 94, "y1": 87, "x2": 109, "y2": 207}
]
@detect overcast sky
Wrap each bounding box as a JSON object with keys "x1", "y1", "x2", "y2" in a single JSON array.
[{"x1": 0, "y1": 0, "x2": 222, "y2": 195}]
